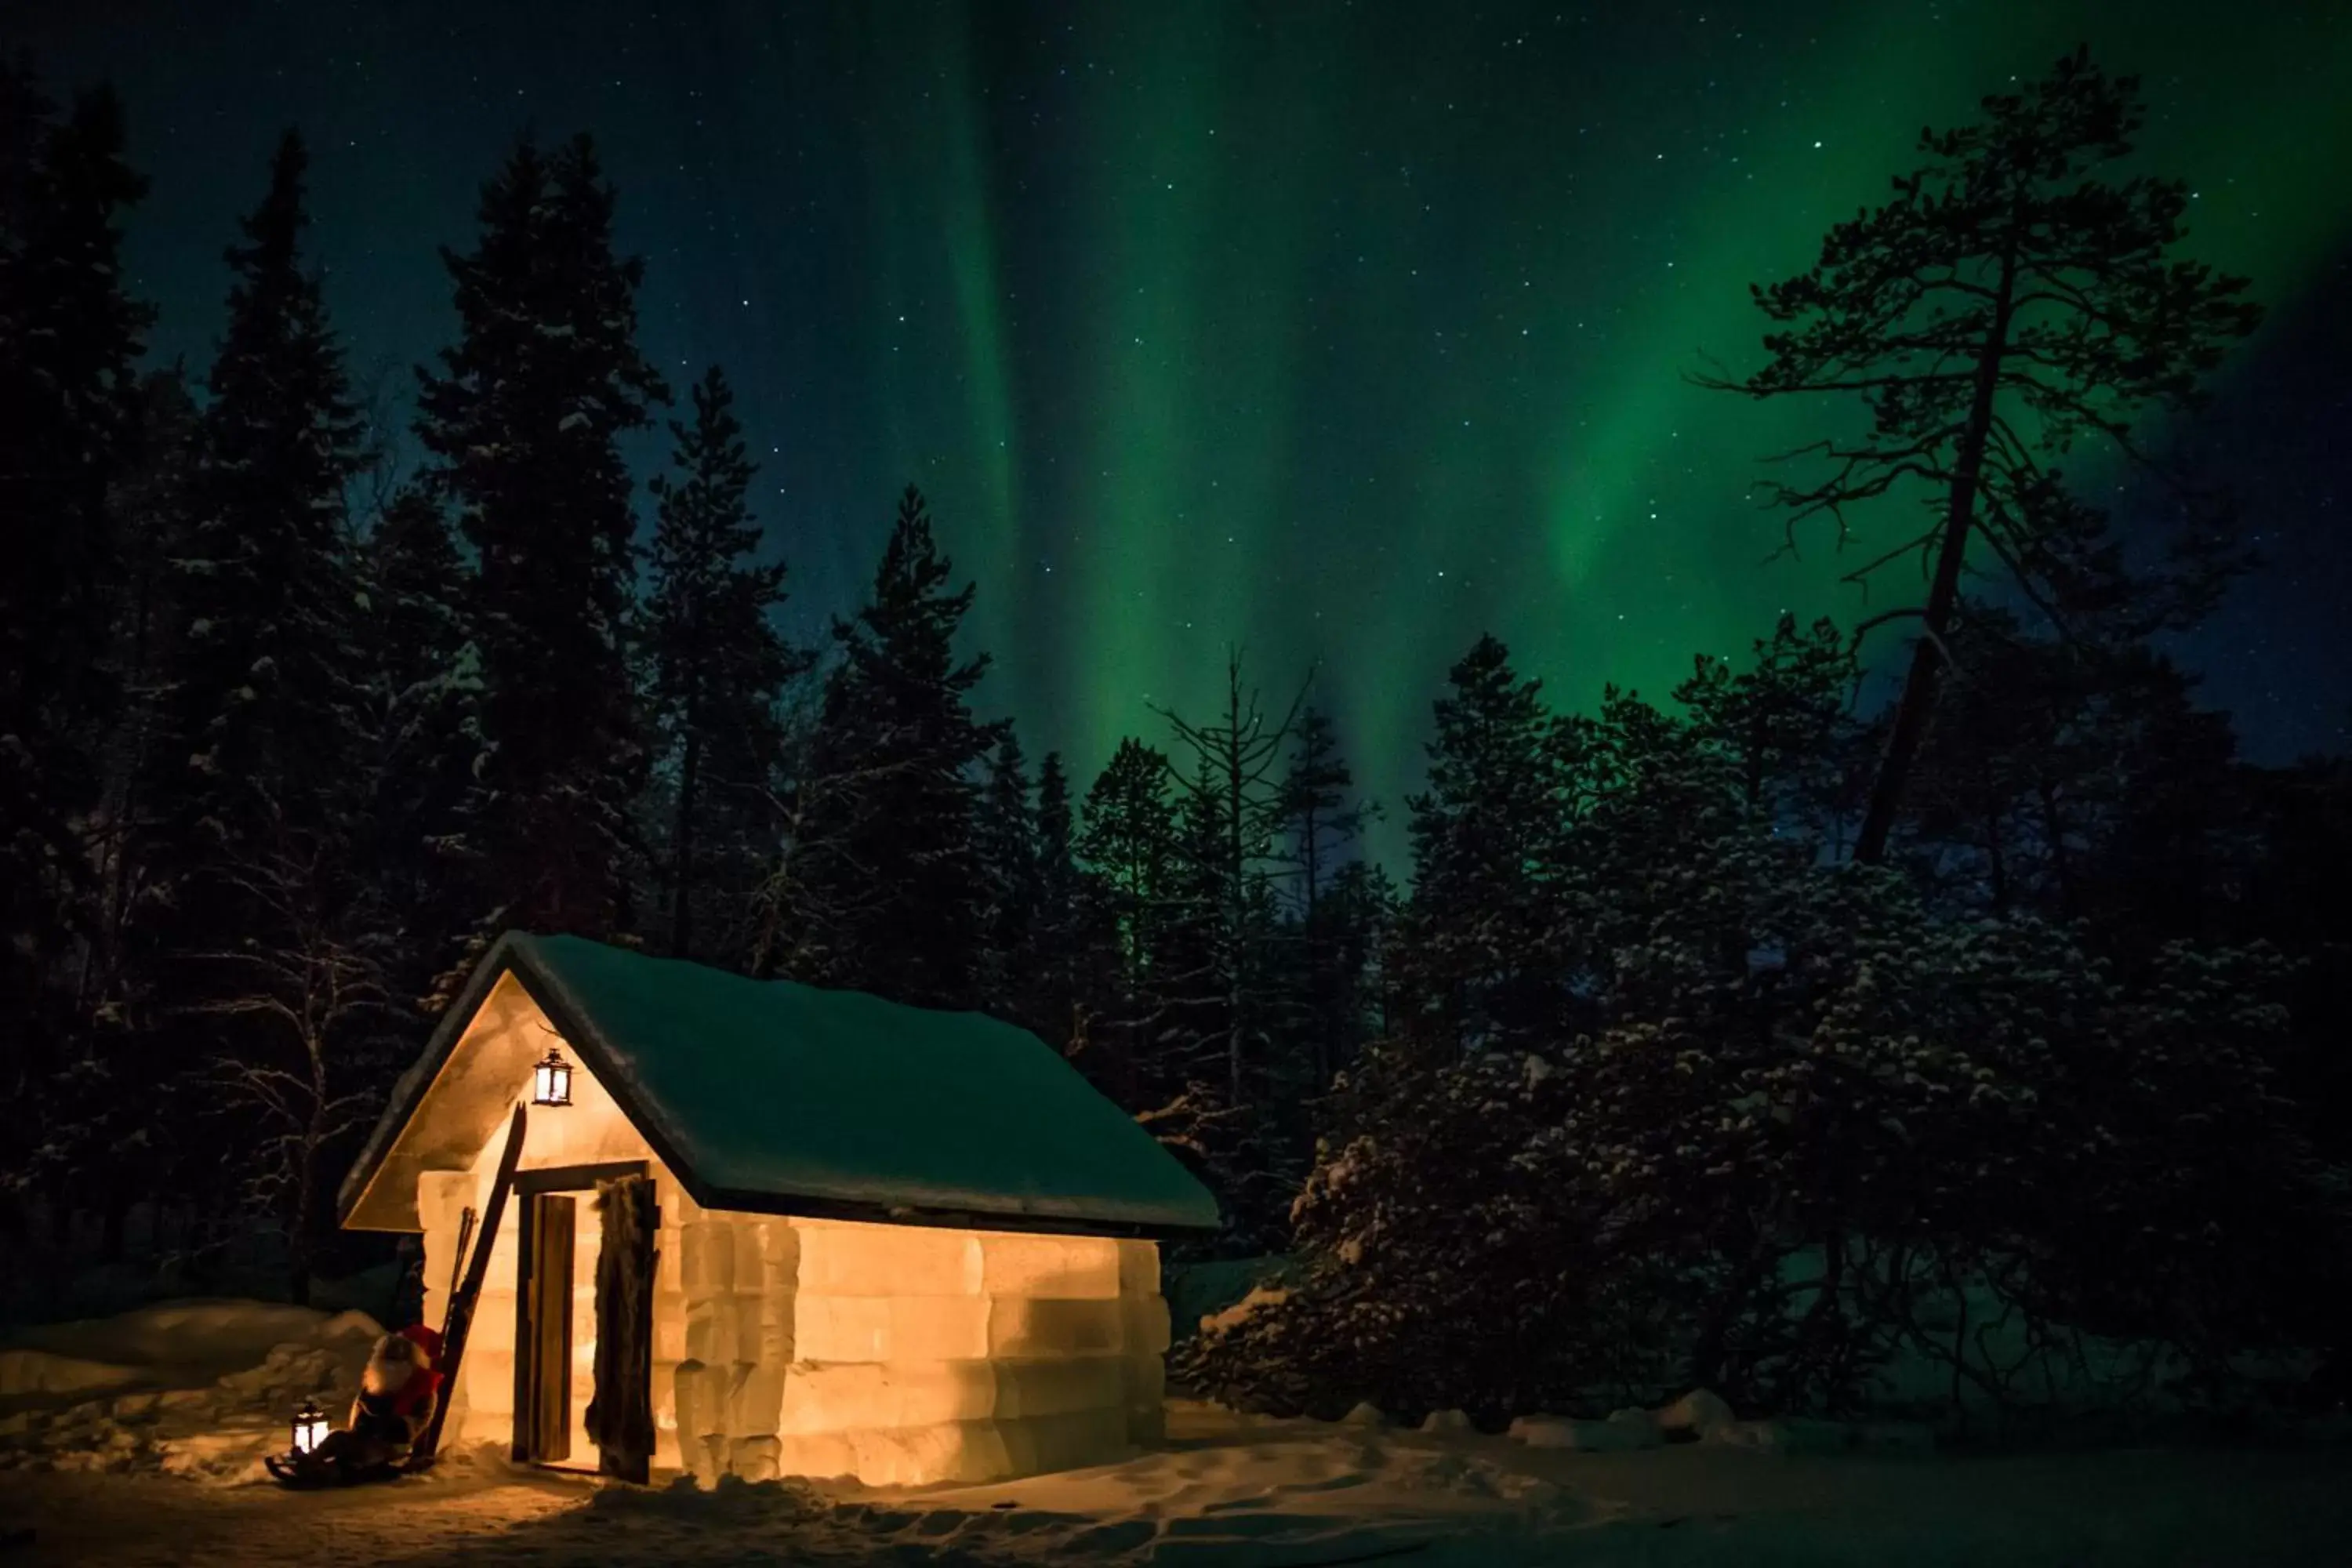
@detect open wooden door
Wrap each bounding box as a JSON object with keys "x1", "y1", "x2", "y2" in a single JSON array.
[
  {"x1": 503, "y1": 1160, "x2": 648, "y2": 1473},
  {"x1": 587, "y1": 1174, "x2": 658, "y2": 1482},
  {"x1": 514, "y1": 1192, "x2": 575, "y2": 1463}
]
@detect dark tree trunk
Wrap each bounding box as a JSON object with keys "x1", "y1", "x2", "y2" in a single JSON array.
[
  {"x1": 1982, "y1": 763, "x2": 2010, "y2": 916},
  {"x1": 1854, "y1": 245, "x2": 2020, "y2": 865},
  {"x1": 1744, "y1": 710, "x2": 1768, "y2": 815},
  {"x1": 1302, "y1": 800, "x2": 1327, "y2": 1089},
  {"x1": 286, "y1": 1142, "x2": 315, "y2": 1307},
  {"x1": 2036, "y1": 776, "x2": 2076, "y2": 917},
  {"x1": 1227, "y1": 731, "x2": 1245, "y2": 1112},
  {"x1": 670, "y1": 724, "x2": 702, "y2": 958}
]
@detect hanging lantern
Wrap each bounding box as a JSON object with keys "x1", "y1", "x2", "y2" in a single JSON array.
[
  {"x1": 533, "y1": 1046, "x2": 573, "y2": 1107},
  {"x1": 291, "y1": 1397, "x2": 329, "y2": 1456}
]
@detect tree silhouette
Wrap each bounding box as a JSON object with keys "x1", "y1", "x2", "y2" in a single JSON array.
[
  {"x1": 643, "y1": 365, "x2": 804, "y2": 963},
  {"x1": 416, "y1": 132, "x2": 666, "y2": 938},
  {"x1": 1706, "y1": 49, "x2": 2260, "y2": 862}
]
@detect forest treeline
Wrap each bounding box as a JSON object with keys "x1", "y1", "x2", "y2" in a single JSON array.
[
  {"x1": 0, "y1": 64, "x2": 1381, "y2": 1298},
  {"x1": 3, "y1": 53, "x2": 2347, "y2": 1421}
]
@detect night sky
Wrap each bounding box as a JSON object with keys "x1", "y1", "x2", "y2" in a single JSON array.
[{"x1": 16, "y1": 0, "x2": 2350, "y2": 855}]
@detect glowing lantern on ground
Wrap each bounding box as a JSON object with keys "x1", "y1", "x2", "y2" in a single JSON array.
[
  {"x1": 533, "y1": 1047, "x2": 573, "y2": 1107},
  {"x1": 291, "y1": 1398, "x2": 329, "y2": 1455}
]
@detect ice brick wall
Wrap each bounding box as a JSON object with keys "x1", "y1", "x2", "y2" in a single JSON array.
[{"x1": 665, "y1": 1200, "x2": 1169, "y2": 1486}]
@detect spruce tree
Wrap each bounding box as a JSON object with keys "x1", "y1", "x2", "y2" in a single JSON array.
[
  {"x1": 1280, "y1": 706, "x2": 1372, "y2": 1087},
  {"x1": 762, "y1": 486, "x2": 994, "y2": 1008},
  {"x1": 0, "y1": 74, "x2": 151, "y2": 1226},
  {"x1": 357, "y1": 485, "x2": 477, "y2": 1001},
  {"x1": 1077, "y1": 739, "x2": 1181, "y2": 976},
  {"x1": 1393, "y1": 634, "x2": 1575, "y2": 1057},
  {"x1": 416, "y1": 132, "x2": 665, "y2": 939},
  {"x1": 1675, "y1": 613, "x2": 1858, "y2": 838},
  {"x1": 89, "y1": 367, "x2": 198, "y2": 1013},
  {"x1": 1029, "y1": 750, "x2": 1083, "y2": 1047},
  {"x1": 974, "y1": 729, "x2": 1041, "y2": 1025},
  {"x1": 643, "y1": 365, "x2": 802, "y2": 964},
  {"x1": 1902, "y1": 611, "x2": 2235, "y2": 932},
  {"x1": 1708, "y1": 49, "x2": 2262, "y2": 862},
  {"x1": 72, "y1": 367, "x2": 198, "y2": 1223},
  {"x1": 1072, "y1": 738, "x2": 1181, "y2": 1105},
  {"x1": 172, "y1": 129, "x2": 368, "y2": 858},
  {"x1": 166, "y1": 129, "x2": 384, "y2": 1301},
  {"x1": 1317, "y1": 857, "x2": 1396, "y2": 1053},
  {"x1": 0, "y1": 79, "x2": 147, "y2": 813}
]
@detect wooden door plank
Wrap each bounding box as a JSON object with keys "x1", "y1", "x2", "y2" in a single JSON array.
[
  {"x1": 532, "y1": 1194, "x2": 575, "y2": 1461},
  {"x1": 511, "y1": 1188, "x2": 537, "y2": 1462}
]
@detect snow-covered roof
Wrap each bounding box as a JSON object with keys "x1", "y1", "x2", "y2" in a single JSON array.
[{"x1": 338, "y1": 931, "x2": 1220, "y2": 1237}]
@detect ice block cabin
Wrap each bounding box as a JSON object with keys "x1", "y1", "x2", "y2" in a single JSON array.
[{"x1": 338, "y1": 931, "x2": 1218, "y2": 1486}]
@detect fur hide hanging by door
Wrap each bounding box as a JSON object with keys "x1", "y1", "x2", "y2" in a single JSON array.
[{"x1": 586, "y1": 1174, "x2": 658, "y2": 1481}]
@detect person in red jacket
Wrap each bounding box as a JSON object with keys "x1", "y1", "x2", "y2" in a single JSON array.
[{"x1": 287, "y1": 1325, "x2": 445, "y2": 1482}]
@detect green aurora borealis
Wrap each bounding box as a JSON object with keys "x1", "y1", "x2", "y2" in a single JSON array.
[
  {"x1": 22, "y1": 0, "x2": 2352, "y2": 858},
  {"x1": 848, "y1": 1, "x2": 2352, "y2": 856}
]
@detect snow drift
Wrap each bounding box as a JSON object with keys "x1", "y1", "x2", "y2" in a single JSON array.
[{"x1": 0, "y1": 1299, "x2": 383, "y2": 1481}]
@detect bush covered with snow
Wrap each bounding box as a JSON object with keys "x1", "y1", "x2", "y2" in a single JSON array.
[
  {"x1": 1181, "y1": 672, "x2": 2352, "y2": 1429},
  {"x1": 1164, "y1": 1255, "x2": 1293, "y2": 1344}
]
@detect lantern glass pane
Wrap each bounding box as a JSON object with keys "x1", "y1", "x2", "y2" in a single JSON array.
[{"x1": 533, "y1": 1047, "x2": 572, "y2": 1105}]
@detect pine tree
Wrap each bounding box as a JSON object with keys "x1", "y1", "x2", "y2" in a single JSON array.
[
  {"x1": 1156, "y1": 652, "x2": 1302, "y2": 1112},
  {"x1": 1675, "y1": 613, "x2": 1859, "y2": 840},
  {"x1": 974, "y1": 728, "x2": 1041, "y2": 1025},
  {"x1": 0, "y1": 78, "x2": 147, "y2": 810},
  {"x1": 1029, "y1": 750, "x2": 1083, "y2": 1048},
  {"x1": 357, "y1": 485, "x2": 478, "y2": 1003},
  {"x1": 1280, "y1": 706, "x2": 1373, "y2": 1087},
  {"x1": 760, "y1": 486, "x2": 994, "y2": 1008},
  {"x1": 1282, "y1": 708, "x2": 1358, "y2": 912},
  {"x1": 164, "y1": 129, "x2": 384, "y2": 1301},
  {"x1": 1707, "y1": 49, "x2": 2262, "y2": 862},
  {"x1": 1392, "y1": 634, "x2": 1576, "y2": 1056},
  {"x1": 1901, "y1": 609, "x2": 2235, "y2": 931},
  {"x1": 171, "y1": 129, "x2": 368, "y2": 861},
  {"x1": 86, "y1": 368, "x2": 198, "y2": 1025},
  {"x1": 0, "y1": 73, "x2": 152, "y2": 1229},
  {"x1": 642, "y1": 365, "x2": 803, "y2": 964},
  {"x1": 68, "y1": 368, "x2": 199, "y2": 1242},
  {"x1": 1318, "y1": 858, "x2": 1396, "y2": 1051},
  {"x1": 1117, "y1": 657, "x2": 1311, "y2": 1245},
  {"x1": 0, "y1": 53, "x2": 47, "y2": 223},
  {"x1": 416, "y1": 132, "x2": 666, "y2": 939},
  {"x1": 1077, "y1": 740, "x2": 1180, "y2": 971},
  {"x1": 1072, "y1": 737, "x2": 1181, "y2": 1105}
]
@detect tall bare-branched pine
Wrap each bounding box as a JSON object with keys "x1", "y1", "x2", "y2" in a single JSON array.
[{"x1": 1707, "y1": 49, "x2": 2259, "y2": 861}]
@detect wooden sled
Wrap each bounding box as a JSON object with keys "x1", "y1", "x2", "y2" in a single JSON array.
[{"x1": 263, "y1": 1451, "x2": 403, "y2": 1489}]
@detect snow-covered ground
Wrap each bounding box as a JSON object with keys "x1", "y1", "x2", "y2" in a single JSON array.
[
  {"x1": 0, "y1": 1299, "x2": 386, "y2": 1481},
  {"x1": 3, "y1": 1301, "x2": 2349, "y2": 1565}
]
